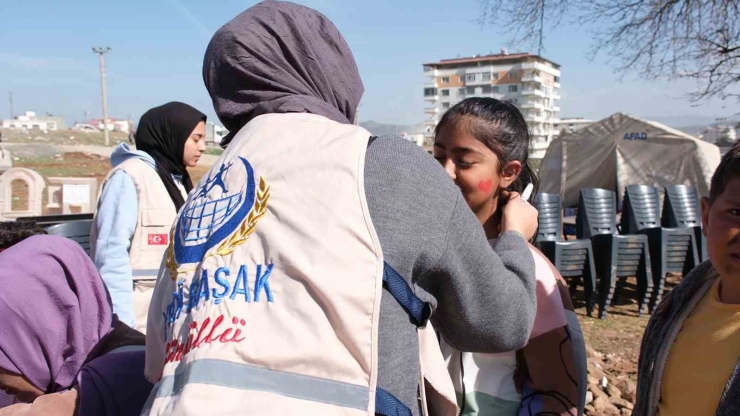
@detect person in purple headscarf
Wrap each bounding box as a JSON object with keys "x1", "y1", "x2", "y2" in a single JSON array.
[{"x1": 0, "y1": 235, "x2": 152, "y2": 416}]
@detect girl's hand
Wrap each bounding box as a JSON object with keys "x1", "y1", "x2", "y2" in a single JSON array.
[{"x1": 499, "y1": 191, "x2": 538, "y2": 240}]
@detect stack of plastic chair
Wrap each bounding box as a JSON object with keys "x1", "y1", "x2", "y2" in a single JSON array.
[
  {"x1": 534, "y1": 193, "x2": 597, "y2": 317},
  {"x1": 45, "y1": 220, "x2": 93, "y2": 256},
  {"x1": 662, "y1": 185, "x2": 708, "y2": 262},
  {"x1": 621, "y1": 185, "x2": 699, "y2": 312},
  {"x1": 577, "y1": 188, "x2": 653, "y2": 319}
]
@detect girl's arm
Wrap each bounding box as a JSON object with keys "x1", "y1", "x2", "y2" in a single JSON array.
[
  {"x1": 420, "y1": 194, "x2": 538, "y2": 353},
  {"x1": 92, "y1": 171, "x2": 138, "y2": 327}
]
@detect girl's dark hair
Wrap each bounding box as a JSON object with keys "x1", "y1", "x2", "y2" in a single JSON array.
[{"x1": 435, "y1": 97, "x2": 539, "y2": 199}]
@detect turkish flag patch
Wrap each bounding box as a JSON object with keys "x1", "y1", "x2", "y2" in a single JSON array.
[{"x1": 148, "y1": 234, "x2": 168, "y2": 245}]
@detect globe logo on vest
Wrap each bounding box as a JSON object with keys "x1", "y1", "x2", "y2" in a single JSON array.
[{"x1": 165, "y1": 157, "x2": 270, "y2": 278}]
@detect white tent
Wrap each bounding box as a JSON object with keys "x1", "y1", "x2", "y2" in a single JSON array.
[{"x1": 539, "y1": 113, "x2": 721, "y2": 207}]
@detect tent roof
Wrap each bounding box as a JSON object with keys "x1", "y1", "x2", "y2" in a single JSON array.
[
  {"x1": 558, "y1": 112, "x2": 699, "y2": 142},
  {"x1": 539, "y1": 112, "x2": 721, "y2": 207}
]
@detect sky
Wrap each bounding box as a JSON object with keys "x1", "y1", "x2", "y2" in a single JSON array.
[{"x1": 1, "y1": 0, "x2": 738, "y2": 128}]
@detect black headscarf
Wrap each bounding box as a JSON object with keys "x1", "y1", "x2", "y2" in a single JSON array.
[
  {"x1": 203, "y1": 0, "x2": 364, "y2": 147},
  {"x1": 135, "y1": 102, "x2": 206, "y2": 211}
]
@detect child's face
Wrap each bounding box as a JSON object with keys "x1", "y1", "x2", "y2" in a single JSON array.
[
  {"x1": 433, "y1": 121, "x2": 519, "y2": 221},
  {"x1": 702, "y1": 177, "x2": 740, "y2": 280}
]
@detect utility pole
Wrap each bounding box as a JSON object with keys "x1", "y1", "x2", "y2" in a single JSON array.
[
  {"x1": 92, "y1": 47, "x2": 111, "y2": 146},
  {"x1": 8, "y1": 91, "x2": 13, "y2": 119}
]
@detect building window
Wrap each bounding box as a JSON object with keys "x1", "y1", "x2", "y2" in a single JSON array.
[
  {"x1": 466, "y1": 74, "x2": 476, "y2": 82},
  {"x1": 423, "y1": 66, "x2": 434, "y2": 72},
  {"x1": 441, "y1": 76, "x2": 450, "y2": 84},
  {"x1": 509, "y1": 85, "x2": 518, "y2": 92},
  {"x1": 441, "y1": 89, "x2": 450, "y2": 97},
  {"x1": 492, "y1": 86, "x2": 499, "y2": 93},
  {"x1": 482, "y1": 73, "x2": 492, "y2": 81},
  {"x1": 459, "y1": 88, "x2": 466, "y2": 96},
  {"x1": 493, "y1": 73, "x2": 499, "y2": 80},
  {"x1": 424, "y1": 88, "x2": 437, "y2": 97},
  {"x1": 466, "y1": 86, "x2": 476, "y2": 95},
  {"x1": 442, "y1": 102, "x2": 450, "y2": 109},
  {"x1": 554, "y1": 76, "x2": 560, "y2": 83},
  {"x1": 481, "y1": 85, "x2": 492, "y2": 94},
  {"x1": 509, "y1": 71, "x2": 519, "y2": 79}
]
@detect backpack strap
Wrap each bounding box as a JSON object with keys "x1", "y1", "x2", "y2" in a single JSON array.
[
  {"x1": 382, "y1": 262, "x2": 432, "y2": 328},
  {"x1": 375, "y1": 262, "x2": 433, "y2": 416}
]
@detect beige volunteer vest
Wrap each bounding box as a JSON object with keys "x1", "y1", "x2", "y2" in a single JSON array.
[
  {"x1": 91, "y1": 158, "x2": 184, "y2": 333},
  {"x1": 143, "y1": 114, "x2": 456, "y2": 416}
]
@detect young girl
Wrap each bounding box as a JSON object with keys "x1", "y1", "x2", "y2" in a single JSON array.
[{"x1": 433, "y1": 97, "x2": 586, "y2": 416}]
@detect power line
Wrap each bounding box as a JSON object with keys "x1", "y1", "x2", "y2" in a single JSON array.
[{"x1": 92, "y1": 47, "x2": 112, "y2": 146}]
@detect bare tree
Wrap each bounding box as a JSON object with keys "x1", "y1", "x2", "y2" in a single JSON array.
[{"x1": 478, "y1": 0, "x2": 740, "y2": 104}]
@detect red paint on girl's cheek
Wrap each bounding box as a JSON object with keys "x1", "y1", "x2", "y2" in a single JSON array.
[{"x1": 478, "y1": 180, "x2": 493, "y2": 193}]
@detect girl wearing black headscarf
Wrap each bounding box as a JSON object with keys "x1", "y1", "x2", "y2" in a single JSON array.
[{"x1": 90, "y1": 102, "x2": 206, "y2": 334}]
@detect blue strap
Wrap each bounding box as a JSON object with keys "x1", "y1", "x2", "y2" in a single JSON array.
[
  {"x1": 375, "y1": 386, "x2": 412, "y2": 416},
  {"x1": 383, "y1": 262, "x2": 431, "y2": 328}
]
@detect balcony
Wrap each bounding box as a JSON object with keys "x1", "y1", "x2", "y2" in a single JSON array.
[
  {"x1": 521, "y1": 75, "x2": 544, "y2": 84},
  {"x1": 551, "y1": 106, "x2": 561, "y2": 112},
  {"x1": 423, "y1": 68, "x2": 438, "y2": 77},
  {"x1": 424, "y1": 95, "x2": 439, "y2": 101},
  {"x1": 519, "y1": 101, "x2": 545, "y2": 110},
  {"x1": 424, "y1": 81, "x2": 438, "y2": 89},
  {"x1": 528, "y1": 141, "x2": 551, "y2": 160},
  {"x1": 522, "y1": 89, "x2": 545, "y2": 97},
  {"x1": 553, "y1": 93, "x2": 562, "y2": 100},
  {"x1": 525, "y1": 115, "x2": 546, "y2": 124},
  {"x1": 521, "y1": 61, "x2": 561, "y2": 75},
  {"x1": 424, "y1": 107, "x2": 439, "y2": 114},
  {"x1": 553, "y1": 82, "x2": 561, "y2": 89}
]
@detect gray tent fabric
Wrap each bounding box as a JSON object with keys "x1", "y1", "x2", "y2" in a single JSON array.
[{"x1": 539, "y1": 113, "x2": 721, "y2": 207}]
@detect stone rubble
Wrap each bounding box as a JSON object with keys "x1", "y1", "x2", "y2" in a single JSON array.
[{"x1": 585, "y1": 343, "x2": 637, "y2": 415}]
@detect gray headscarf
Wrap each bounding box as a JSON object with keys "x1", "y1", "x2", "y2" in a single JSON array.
[{"x1": 203, "y1": 0, "x2": 364, "y2": 147}]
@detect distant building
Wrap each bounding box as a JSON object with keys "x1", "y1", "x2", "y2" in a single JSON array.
[
  {"x1": 422, "y1": 50, "x2": 561, "y2": 160},
  {"x1": 700, "y1": 125, "x2": 737, "y2": 144},
  {"x1": 553, "y1": 118, "x2": 593, "y2": 137},
  {"x1": 88, "y1": 118, "x2": 130, "y2": 133},
  {"x1": 1, "y1": 111, "x2": 67, "y2": 131},
  {"x1": 399, "y1": 131, "x2": 424, "y2": 147},
  {"x1": 205, "y1": 122, "x2": 228, "y2": 145}
]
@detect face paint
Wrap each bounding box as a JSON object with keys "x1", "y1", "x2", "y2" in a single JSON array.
[{"x1": 478, "y1": 179, "x2": 493, "y2": 194}]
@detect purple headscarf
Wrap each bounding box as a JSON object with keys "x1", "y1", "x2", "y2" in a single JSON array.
[
  {"x1": 203, "y1": 0, "x2": 364, "y2": 147},
  {"x1": 0, "y1": 235, "x2": 112, "y2": 394}
]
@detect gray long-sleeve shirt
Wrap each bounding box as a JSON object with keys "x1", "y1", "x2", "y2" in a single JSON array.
[{"x1": 364, "y1": 136, "x2": 537, "y2": 414}]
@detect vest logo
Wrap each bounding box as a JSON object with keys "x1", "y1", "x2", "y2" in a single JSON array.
[
  {"x1": 148, "y1": 234, "x2": 168, "y2": 245},
  {"x1": 165, "y1": 157, "x2": 270, "y2": 278}
]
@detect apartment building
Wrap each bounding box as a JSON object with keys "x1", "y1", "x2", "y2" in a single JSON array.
[
  {"x1": 553, "y1": 117, "x2": 593, "y2": 136},
  {"x1": 423, "y1": 52, "x2": 561, "y2": 159}
]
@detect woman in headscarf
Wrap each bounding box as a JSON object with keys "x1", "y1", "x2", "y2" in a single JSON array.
[
  {"x1": 0, "y1": 235, "x2": 152, "y2": 415},
  {"x1": 90, "y1": 102, "x2": 206, "y2": 333},
  {"x1": 143, "y1": 2, "x2": 538, "y2": 416}
]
